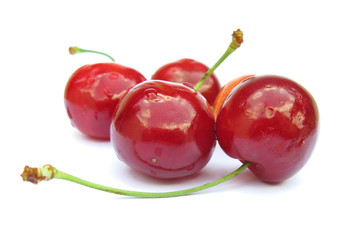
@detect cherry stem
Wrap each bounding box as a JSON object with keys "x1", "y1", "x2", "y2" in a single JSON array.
[
  {"x1": 194, "y1": 29, "x2": 244, "y2": 91},
  {"x1": 69, "y1": 46, "x2": 115, "y2": 62},
  {"x1": 21, "y1": 161, "x2": 251, "y2": 198}
]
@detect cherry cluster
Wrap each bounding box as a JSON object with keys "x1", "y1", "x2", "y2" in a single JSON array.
[{"x1": 21, "y1": 29, "x2": 319, "y2": 197}]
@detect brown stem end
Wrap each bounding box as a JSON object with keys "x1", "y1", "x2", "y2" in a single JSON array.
[
  {"x1": 69, "y1": 46, "x2": 79, "y2": 55},
  {"x1": 21, "y1": 165, "x2": 57, "y2": 184},
  {"x1": 231, "y1": 29, "x2": 244, "y2": 49}
]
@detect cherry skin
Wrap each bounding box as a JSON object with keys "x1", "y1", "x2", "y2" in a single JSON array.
[
  {"x1": 213, "y1": 74, "x2": 254, "y2": 119},
  {"x1": 64, "y1": 63, "x2": 146, "y2": 139},
  {"x1": 216, "y1": 75, "x2": 319, "y2": 183},
  {"x1": 151, "y1": 58, "x2": 221, "y2": 106},
  {"x1": 111, "y1": 80, "x2": 216, "y2": 179}
]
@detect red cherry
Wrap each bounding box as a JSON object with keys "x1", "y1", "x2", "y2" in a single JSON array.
[
  {"x1": 216, "y1": 75, "x2": 319, "y2": 183},
  {"x1": 151, "y1": 58, "x2": 221, "y2": 105},
  {"x1": 64, "y1": 62, "x2": 146, "y2": 139},
  {"x1": 111, "y1": 80, "x2": 216, "y2": 179}
]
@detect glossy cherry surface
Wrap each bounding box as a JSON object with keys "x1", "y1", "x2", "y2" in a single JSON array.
[
  {"x1": 65, "y1": 63, "x2": 146, "y2": 139},
  {"x1": 151, "y1": 58, "x2": 221, "y2": 106},
  {"x1": 216, "y1": 75, "x2": 319, "y2": 183},
  {"x1": 213, "y1": 74, "x2": 254, "y2": 118},
  {"x1": 111, "y1": 80, "x2": 216, "y2": 179}
]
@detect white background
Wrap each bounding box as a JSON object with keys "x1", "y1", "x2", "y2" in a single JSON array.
[{"x1": 1, "y1": 0, "x2": 356, "y2": 239}]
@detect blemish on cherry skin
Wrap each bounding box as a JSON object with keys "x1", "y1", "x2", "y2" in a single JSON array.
[
  {"x1": 265, "y1": 107, "x2": 276, "y2": 119},
  {"x1": 144, "y1": 88, "x2": 158, "y2": 101}
]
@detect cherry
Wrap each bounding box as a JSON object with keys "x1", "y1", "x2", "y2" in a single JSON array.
[
  {"x1": 216, "y1": 75, "x2": 319, "y2": 183},
  {"x1": 108, "y1": 29, "x2": 243, "y2": 179},
  {"x1": 110, "y1": 80, "x2": 216, "y2": 178},
  {"x1": 213, "y1": 74, "x2": 254, "y2": 118},
  {"x1": 151, "y1": 58, "x2": 221, "y2": 105},
  {"x1": 64, "y1": 47, "x2": 146, "y2": 139}
]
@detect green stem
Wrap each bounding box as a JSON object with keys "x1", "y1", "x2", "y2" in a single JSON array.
[
  {"x1": 21, "y1": 162, "x2": 251, "y2": 198},
  {"x1": 69, "y1": 46, "x2": 115, "y2": 62},
  {"x1": 194, "y1": 29, "x2": 244, "y2": 91}
]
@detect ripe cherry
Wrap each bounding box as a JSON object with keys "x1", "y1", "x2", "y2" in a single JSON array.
[
  {"x1": 151, "y1": 58, "x2": 221, "y2": 105},
  {"x1": 213, "y1": 74, "x2": 254, "y2": 118},
  {"x1": 216, "y1": 75, "x2": 319, "y2": 183},
  {"x1": 110, "y1": 80, "x2": 216, "y2": 179},
  {"x1": 64, "y1": 47, "x2": 146, "y2": 139},
  {"x1": 109, "y1": 29, "x2": 244, "y2": 179}
]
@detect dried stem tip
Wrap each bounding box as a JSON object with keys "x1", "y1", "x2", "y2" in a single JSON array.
[
  {"x1": 69, "y1": 46, "x2": 79, "y2": 55},
  {"x1": 230, "y1": 29, "x2": 244, "y2": 49},
  {"x1": 21, "y1": 165, "x2": 57, "y2": 184}
]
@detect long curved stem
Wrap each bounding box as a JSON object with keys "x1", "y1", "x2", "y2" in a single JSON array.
[
  {"x1": 21, "y1": 162, "x2": 251, "y2": 198},
  {"x1": 194, "y1": 29, "x2": 244, "y2": 91},
  {"x1": 69, "y1": 46, "x2": 115, "y2": 62}
]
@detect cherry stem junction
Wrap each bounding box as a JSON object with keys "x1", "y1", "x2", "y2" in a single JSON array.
[
  {"x1": 21, "y1": 162, "x2": 251, "y2": 198},
  {"x1": 194, "y1": 28, "x2": 244, "y2": 91},
  {"x1": 69, "y1": 46, "x2": 115, "y2": 62}
]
